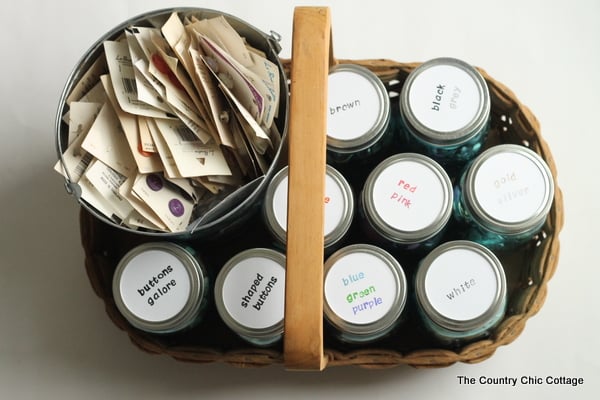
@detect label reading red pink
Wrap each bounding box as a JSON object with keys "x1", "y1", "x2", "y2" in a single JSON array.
[{"x1": 371, "y1": 160, "x2": 447, "y2": 232}]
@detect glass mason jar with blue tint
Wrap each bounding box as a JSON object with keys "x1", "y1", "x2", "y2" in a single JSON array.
[
  {"x1": 112, "y1": 242, "x2": 210, "y2": 334},
  {"x1": 415, "y1": 240, "x2": 507, "y2": 346},
  {"x1": 323, "y1": 244, "x2": 407, "y2": 344},
  {"x1": 399, "y1": 57, "x2": 490, "y2": 171},
  {"x1": 326, "y1": 64, "x2": 393, "y2": 168},
  {"x1": 263, "y1": 165, "x2": 354, "y2": 254},
  {"x1": 453, "y1": 144, "x2": 555, "y2": 250},
  {"x1": 360, "y1": 153, "x2": 453, "y2": 253},
  {"x1": 214, "y1": 248, "x2": 286, "y2": 347}
]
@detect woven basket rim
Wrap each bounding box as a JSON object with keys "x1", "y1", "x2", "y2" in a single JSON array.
[{"x1": 79, "y1": 58, "x2": 563, "y2": 370}]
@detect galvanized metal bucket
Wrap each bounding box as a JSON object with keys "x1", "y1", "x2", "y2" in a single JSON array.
[{"x1": 55, "y1": 7, "x2": 289, "y2": 239}]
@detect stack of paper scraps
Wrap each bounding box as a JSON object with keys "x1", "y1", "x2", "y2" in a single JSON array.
[{"x1": 55, "y1": 12, "x2": 282, "y2": 233}]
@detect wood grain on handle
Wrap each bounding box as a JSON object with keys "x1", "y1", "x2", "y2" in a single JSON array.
[{"x1": 283, "y1": 6, "x2": 331, "y2": 371}]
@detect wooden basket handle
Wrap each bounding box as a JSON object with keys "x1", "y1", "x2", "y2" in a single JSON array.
[{"x1": 284, "y1": 6, "x2": 333, "y2": 371}]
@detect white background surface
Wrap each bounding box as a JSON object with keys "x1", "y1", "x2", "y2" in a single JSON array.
[{"x1": 1, "y1": 0, "x2": 598, "y2": 398}]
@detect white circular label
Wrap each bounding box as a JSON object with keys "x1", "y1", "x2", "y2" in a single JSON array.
[
  {"x1": 327, "y1": 70, "x2": 382, "y2": 141},
  {"x1": 371, "y1": 160, "x2": 447, "y2": 232},
  {"x1": 408, "y1": 64, "x2": 480, "y2": 132},
  {"x1": 474, "y1": 152, "x2": 548, "y2": 223},
  {"x1": 119, "y1": 249, "x2": 192, "y2": 322},
  {"x1": 272, "y1": 172, "x2": 346, "y2": 237},
  {"x1": 324, "y1": 251, "x2": 397, "y2": 324},
  {"x1": 424, "y1": 248, "x2": 498, "y2": 321},
  {"x1": 221, "y1": 256, "x2": 285, "y2": 330},
  {"x1": 272, "y1": 174, "x2": 288, "y2": 232}
]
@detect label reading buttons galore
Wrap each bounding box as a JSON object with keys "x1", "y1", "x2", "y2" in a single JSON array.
[
  {"x1": 324, "y1": 251, "x2": 397, "y2": 325},
  {"x1": 408, "y1": 64, "x2": 480, "y2": 133},
  {"x1": 221, "y1": 255, "x2": 285, "y2": 330},
  {"x1": 328, "y1": 70, "x2": 382, "y2": 141},
  {"x1": 119, "y1": 249, "x2": 192, "y2": 323}
]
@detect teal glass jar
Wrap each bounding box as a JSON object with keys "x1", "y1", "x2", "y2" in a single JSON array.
[
  {"x1": 453, "y1": 144, "x2": 555, "y2": 249},
  {"x1": 112, "y1": 242, "x2": 210, "y2": 334},
  {"x1": 415, "y1": 240, "x2": 507, "y2": 346},
  {"x1": 326, "y1": 64, "x2": 393, "y2": 167},
  {"x1": 360, "y1": 153, "x2": 453, "y2": 253},
  {"x1": 263, "y1": 165, "x2": 354, "y2": 254},
  {"x1": 399, "y1": 57, "x2": 490, "y2": 170},
  {"x1": 323, "y1": 244, "x2": 407, "y2": 344},
  {"x1": 214, "y1": 248, "x2": 286, "y2": 347}
]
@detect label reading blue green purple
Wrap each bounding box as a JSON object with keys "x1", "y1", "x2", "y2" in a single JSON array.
[{"x1": 324, "y1": 251, "x2": 397, "y2": 324}]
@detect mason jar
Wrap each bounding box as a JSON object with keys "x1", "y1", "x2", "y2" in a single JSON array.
[
  {"x1": 453, "y1": 144, "x2": 555, "y2": 249},
  {"x1": 326, "y1": 64, "x2": 393, "y2": 167},
  {"x1": 360, "y1": 153, "x2": 453, "y2": 252},
  {"x1": 323, "y1": 244, "x2": 407, "y2": 344},
  {"x1": 214, "y1": 248, "x2": 286, "y2": 347},
  {"x1": 263, "y1": 165, "x2": 354, "y2": 253},
  {"x1": 399, "y1": 57, "x2": 490, "y2": 170},
  {"x1": 415, "y1": 240, "x2": 507, "y2": 345},
  {"x1": 112, "y1": 242, "x2": 210, "y2": 334}
]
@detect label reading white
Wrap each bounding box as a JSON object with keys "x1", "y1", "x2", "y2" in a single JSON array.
[
  {"x1": 272, "y1": 171, "x2": 346, "y2": 237},
  {"x1": 327, "y1": 70, "x2": 382, "y2": 141},
  {"x1": 408, "y1": 64, "x2": 480, "y2": 133},
  {"x1": 474, "y1": 152, "x2": 548, "y2": 223},
  {"x1": 325, "y1": 251, "x2": 397, "y2": 324},
  {"x1": 371, "y1": 160, "x2": 447, "y2": 232},
  {"x1": 424, "y1": 248, "x2": 498, "y2": 321},
  {"x1": 221, "y1": 256, "x2": 285, "y2": 330},
  {"x1": 119, "y1": 249, "x2": 192, "y2": 322}
]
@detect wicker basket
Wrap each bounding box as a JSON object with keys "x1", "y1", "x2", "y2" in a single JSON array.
[{"x1": 78, "y1": 7, "x2": 563, "y2": 370}]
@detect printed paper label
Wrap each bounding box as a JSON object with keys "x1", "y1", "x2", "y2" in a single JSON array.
[
  {"x1": 327, "y1": 70, "x2": 382, "y2": 141},
  {"x1": 272, "y1": 170, "x2": 347, "y2": 237},
  {"x1": 424, "y1": 248, "x2": 498, "y2": 321},
  {"x1": 84, "y1": 159, "x2": 133, "y2": 220},
  {"x1": 408, "y1": 64, "x2": 480, "y2": 132},
  {"x1": 131, "y1": 173, "x2": 193, "y2": 232},
  {"x1": 474, "y1": 152, "x2": 548, "y2": 223},
  {"x1": 66, "y1": 101, "x2": 103, "y2": 145},
  {"x1": 119, "y1": 249, "x2": 192, "y2": 322},
  {"x1": 221, "y1": 256, "x2": 285, "y2": 329},
  {"x1": 153, "y1": 119, "x2": 232, "y2": 178},
  {"x1": 324, "y1": 251, "x2": 397, "y2": 324},
  {"x1": 104, "y1": 40, "x2": 173, "y2": 119},
  {"x1": 80, "y1": 102, "x2": 136, "y2": 177},
  {"x1": 371, "y1": 160, "x2": 447, "y2": 232}
]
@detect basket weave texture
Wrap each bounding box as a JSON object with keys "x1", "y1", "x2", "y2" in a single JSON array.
[{"x1": 80, "y1": 58, "x2": 563, "y2": 369}]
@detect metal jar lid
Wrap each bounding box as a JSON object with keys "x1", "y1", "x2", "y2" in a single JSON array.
[
  {"x1": 415, "y1": 240, "x2": 507, "y2": 333},
  {"x1": 263, "y1": 165, "x2": 354, "y2": 248},
  {"x1": 323, "y1": 244, "x2": 407, "y2": 340},
  {"x1": 112, "y1": 242, "x2": 207, "y2": 333},
  {"x1": 214, "y1": 248, "x2": 286, "y2": 344},
  {"x1": 327, "y1": 64, "x2": 391, "y2": 153},
  {"x1": 400, "y1": 57, "x2": 490, "y2": 146},
  {"x1": 361, "y1": 153, "x2": 453, "y2": 244},
  {"x1": 463, "y1": 144, "x2": 555, "y2": 235}
]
